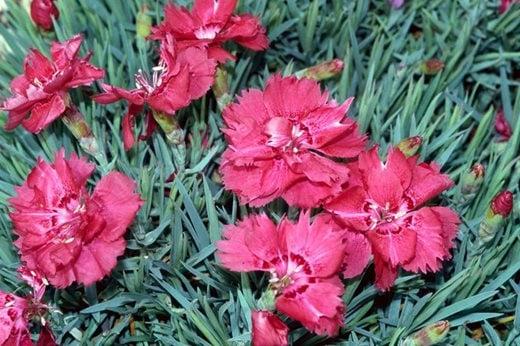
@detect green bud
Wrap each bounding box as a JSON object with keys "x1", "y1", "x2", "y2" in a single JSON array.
[
  {"x1": 62, "y1": 106, "x2": 99, "y2": 157},
  {"x1": 420, "y1": 59, "x2": 444, "y2": 75},
  {"x1": 397, "y1": 136, "x2": 423, "y2": 157},
  {"x1": 136, "y1": 5, "x2": 152, "y2": 39},
  {"x1": 402, "y1": 321, "x2": 450, "y2": 346},
  {"x1": 478, "y1": 191, "x2": 514, "y2": 245},
  {"x1": 212, "y1": 67, "x2": 232, "y2": 110},
  {"x1": 460, "y1": 164, "x2": 485, "y2": 202},
  {"x1": 296, "y1": 59, "x2": 344, "y2": 81}
]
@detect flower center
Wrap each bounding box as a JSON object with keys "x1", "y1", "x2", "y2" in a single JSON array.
[
  {"x1": 265, "y1": 117, "x2": 310, "y2": 153},
  {"x1": 194, "y1": 24, "x2": 222, "y2": 40},
  {"x1": 268, "y1": 254, "x2": 311, "y2": 294},
  {"x1": 364, "y1": 201, "x2": 407, "y2": 230},
  {"x1": 135, "y1": 62, "x2": 167, "y2": 93}
]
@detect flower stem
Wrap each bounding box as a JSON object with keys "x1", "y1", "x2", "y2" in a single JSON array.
[{"x1": 153, "y1": 111, "x2": 186, "y2": 169}]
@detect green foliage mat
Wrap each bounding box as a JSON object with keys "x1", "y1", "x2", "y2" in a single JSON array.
[{"x1": 0, "y1": 0, "x2": 519, "y2": 344}]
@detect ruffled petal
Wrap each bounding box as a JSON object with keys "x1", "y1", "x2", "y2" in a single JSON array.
[
  {"x1": 21, "y1": 94, "x2": 66, "y2": 133},
  {"x1": 90, "y1": 172, "x2": 142, "y2": 241},
  {"x1": 217, "y1": 214, "x2": 279, "y2": 271},
  {"x1": 276, "y1": 279, "x2": 344, "y2": 337}
]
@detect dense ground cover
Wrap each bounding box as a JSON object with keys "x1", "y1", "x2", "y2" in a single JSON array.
[{"x1": 0, "y1": 0, "x2": 519, "y2": 344}]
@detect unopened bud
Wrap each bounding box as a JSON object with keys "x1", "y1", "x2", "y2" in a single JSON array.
[
  {"x1": 213, "y1": 67, "x2": 232, "y2": 110},
  {"x1": 495, "y1": 108, "x2": 512, "y2": 141},
  {"x1": 460, "y1": 164, "x2": 485, "y2": 197},
  {"x1": 491, "y1": 190, "x2": 514, "y2": 216},
  {"x1": 479, "y1": 191, "x2": 514, "y2": 245},
  {"x1": 298, "y1": 59, "x2": 344, "y2": 81},
  {"x1": 62, "y1": 106, "x2": 100, "y2": 157},
  {"x1": 402, "y1": 321, "x2": 450, "y2": 346},
  {"x1": 420, "y1": 59, "x2": 444, "y2": 75},
  {"x1": 397, "y1": 136, "x2": 422, "y2": 157},
  {"x1": 136, "y1": 5, "x2": 152, "y2": 39},
  {"x1": 389, "y1": 0, "x2": 405, "y2": 9}
]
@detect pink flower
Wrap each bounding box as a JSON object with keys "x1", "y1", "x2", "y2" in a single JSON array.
[
  {"x1": 0, "y1": 291, "x2": 32, "y2": 345},
  {"x1": 219, "y1": 74, "x2": 366, "y2": 208},
  {"x1": 94, "y1": 35, "x2": 216, "y2": 150},
  {"x1": 9, "y1": 149, "x2": 142, "y2": 288},
  {"x1": 325, "y1": 146, "x2": 460, "y2": 291},
  {"x1": 217, "y1": 213, "x2": 346, "y2": 336},
  {"x1": 495, "y1": 108, "x2": 512, "y2": 141},
  {"x1": 150, "y1": 0, "x2": 268, "y2": 63},
  {"x1": 1, "y1": 35, "x2": 104, "y2": 133},
  {"x1": 0, "y1": 267, "x2": 55, "y2": 346},
  {"x1": 252, "y1": 311, "x2": 289, "y2": 346},
  {"x1": 500, "y1": 0, "x2": 520, "y2": 13},
  {"x1": 30, "y1": 0, "x2": 59, "y2": 31}
]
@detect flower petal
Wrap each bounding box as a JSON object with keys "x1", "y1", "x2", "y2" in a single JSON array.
[{"x1": 22, "y1": 94, "x2": 66, "y2": 133}]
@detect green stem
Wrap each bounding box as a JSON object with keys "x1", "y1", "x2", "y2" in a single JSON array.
[{"x1": 153, "y1": 111, "x2": 186, "y2": 169}]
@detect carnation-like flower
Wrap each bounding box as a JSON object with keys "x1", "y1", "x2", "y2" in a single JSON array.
[
  {"x1": 1, "y1": 34, "x2": 104, "y2": 133},
  {"x1": 217, "y1": 213, "x2": 346, "y2": 336},
  {"x1": 325, "y1": 146, "x2": 460, "y2": 291},
  {"x1": 150, "y1": 0, "x2": 268, "y2": 63},
  {"x1": 252, "y1": 310, "x2": 289, "y2": 346},
  {"x1": 220, "y1": 74, "x2": 366, "y2": 208},
  {"x1": 0, "y1": 291, "x2": 31, "y2": 345},
  {"x1": 0, "y1": 267, "x2": 54, "y2": 346},
  {"x1": 94, "y1": 34, "x2": 216, "y2": 150},
  {"x1": 9, "y1": 150, "x2": 142, "y2": 288},
  {"x1": 30, "y1": 0, "x2": 59, "y2": 31}
]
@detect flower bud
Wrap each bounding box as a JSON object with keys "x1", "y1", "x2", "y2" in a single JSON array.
[
  {"x1": 299, "y1": 59, "x2": 344, "y2": 81},
  {"x1": 420, "y1": 59, "x2": 444, "y2": 75},
  {"x1": 30, "y1": 0, "x2": 59, "y2": 31},
  {"x1": 389, "y1": 0, "x2": 405, "y2": 9},
  {"x1": 136, "y1": 5, "x2": 152, "y2": 39},
  {"x1": 397, "y1": 136, "x2": 422, "y2": 157},
  {"x1": 500, "y1": 0, "x2": 520, "y2": 14},
  {"x1": 213, "y1": 67, "x2": 232, "y2": 110},
  {"x1": 402, "y1": 320, "x2": 450, "y2": 346},
  {"x1": 495, "y1": 108, "x2": 512, "y2": 141},
  {"x1": 460, "y1": 164, "x2": 485, "y2": 197},
  {"x1": 61, "y1": 106, "x2": 100, "y2": 156},
  {"x1": 491, "y1": 190, "x2": 514, "y2": 216},
  {"x1": 479, "y1": 191, "x2": 514, "y2": 245},
  {"x1": 252, "y1": 311, "x2": 289, "y2": 346}
]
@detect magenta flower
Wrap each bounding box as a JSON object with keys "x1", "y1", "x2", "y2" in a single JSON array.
[
  {"x1": 9, "y1": 149, "x2": 142, "y2": 288},
  {"x1": 94, "y1": 35, "x2": 216, "y2": 150},
  {"x1": 325, "y1": 146, "x2": 460, "y2": 291},
  {"x1": 150, "y1": 0, "x2": 268, "y2": 63},
  {"x1": 217, "y1": 213, "x2": 346, "y2": 336},
  {"x1": 220, "y1": 74, "x2": 366, "y2": 208},
  {"x1": 1, "y1": 35, "x2": 104, "y2": 133}
]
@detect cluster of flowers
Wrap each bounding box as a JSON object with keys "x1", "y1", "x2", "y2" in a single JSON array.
[
  {"x1": 215, "y1": 74, "x2": 461, "y2": 343},
  {"x1": 2, "y1": 0, "x2": 514, "y2": 345},
  {"x1": 1, "y1": 0, "x2": 268, "y2": 343}
]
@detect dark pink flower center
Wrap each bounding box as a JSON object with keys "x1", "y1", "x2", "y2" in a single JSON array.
[
  {"x1": 269, "y1": 253, "x2": 312, "y2": 293},
  {"x1": 42, "y1": 194, "x2": 87, "y2": 243},
  {"x1": 265, "y1": 117, "x2": 311, "y2": 153}
]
